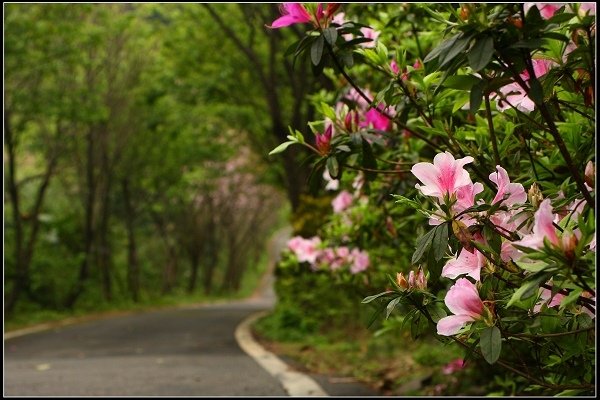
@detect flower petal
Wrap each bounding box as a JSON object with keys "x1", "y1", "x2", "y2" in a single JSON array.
[{"x1": 437, "y1": 314, "x2": 475, "y2": 336}]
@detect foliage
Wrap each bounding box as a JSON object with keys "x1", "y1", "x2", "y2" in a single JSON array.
[
  {"x1": 268, "y1": 2, "x2": 595, "y2": 396},
  {"x1": 4, "y1": 4, "x2": 287, "y2": 318}
]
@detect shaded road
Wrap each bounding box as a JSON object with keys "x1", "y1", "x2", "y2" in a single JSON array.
[
  {"x1": 4, "y1": 228, "x2": 292, "y2": 397},
  {"x1": 5, "y1": 301, "x2": 288, "y2": 396}
]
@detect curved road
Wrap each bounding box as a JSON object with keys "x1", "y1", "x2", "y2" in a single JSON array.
[
  {"x1": 4, "y1": 229, "x2": 292, "y2": 397},
  {"x1": 5, "y1": 301, "x2": 287, "y2": 396},
  {"x1": 4, "y1": 228, "x2": 380, "y2": 397}
]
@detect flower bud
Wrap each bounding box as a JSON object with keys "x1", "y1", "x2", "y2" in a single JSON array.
[
  {"x1": 415, "y1": 268, "x2": 427, "y2": 290},
  {"x1": 408, "y1": 270, "x2": 416, "y2": 288},
  {"x1": 396, "y1": 272, "x2": 408, "y2": 289},
  {"x1": 528, "y1": 183, "x2": 544, "y2": 208},
  {"x1": 584, "y1": 160, "x2": 595, "y2": 189}
]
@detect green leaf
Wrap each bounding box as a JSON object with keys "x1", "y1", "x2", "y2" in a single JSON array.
[
  {"x1": 412, "y1": 228, "x2": 436, "y2": 264},
  {"x1": 469, "y1": 82, "x2": 483, "y2": 114},
  {"x1": 385, "y1": 297, "x2": 401, "y2": 319},
  {"x1": 311, "y1": 35, "x2": 324, "y2": 66},
  {"x1": 362, "y1": 291, "x2": 393, "y2": 304},
  {"x1": 439, "y1": 36, "x2": 471, "y2": 67},
  {"x1": 528, "y1": 78, "x2": 544, "y2": 104},
  {"x1": 326, "y1": 156, "x2": 339, "y2": 179},
  {"x1": 559, "y1": 288, "x2": 583, "y2": 310},
  {"x1": 423, "y1": 33, "x2": 460, "y2": 63},
  {"x1": 507, "y1": 274, "x2": 546, "y2": 307},
  {"x1": 480, "y1": 326, "x2": 501, "y2": 364},
  {"x1": 432, "y1": 223, "x2": 449, "y2": 261},
  {"x1": 443, "y1": 74, "x2": 482, "y2": 90},
  {"x1": 268, "y1": 141, "x2": 296, "y2": 156},
  {"x1": 323, "y1": 27, "x2": 337, "y2": 46},
  {"x1": 468, "y1": 36, "x2": 494, "y2": 71}
]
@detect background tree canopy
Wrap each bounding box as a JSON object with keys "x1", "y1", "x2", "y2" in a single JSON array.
[{"x1": 4, "y1": 3, "x2": 323, "y2": 316}]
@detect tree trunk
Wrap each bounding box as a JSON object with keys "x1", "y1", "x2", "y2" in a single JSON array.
[{"x1": 122, "y1": 179, "x2": 140, "y2": 302}]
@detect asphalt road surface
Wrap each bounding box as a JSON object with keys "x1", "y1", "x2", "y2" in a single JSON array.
[
  {"x1": 4, "y1": 300, "x2": 289, "y2": 396},
  {"x1": 4, "y1": 228, "x2": 380, "y2": 397}
]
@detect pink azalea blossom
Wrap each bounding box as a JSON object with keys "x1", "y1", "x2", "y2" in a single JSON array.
[
  {"x1": 390, "y1": 60, "x2": 400, "y2": 75},
  {"x1": 323, "y1": 169, "x2": 339, "y2": 191},
  {"x1": 454, "y1": 182, "x2": 485, "y2": 227},
  {"x1": 332, "y1": 190, "x2": 354, "y2": 213},
  {"x1": 577, "y1": 3, "x2": 596, "y2": 16},
  {"x1": 442, "y1": 358, "x2": 466, "y2": 375},
  {"x1": 437, "y1": 278, "x2": 485, "y2": 336},
  {"x1": 500, "y1": 241, "x2": 519, "y2": 262},
  {"x1": 524, "y1": 3, "x2": 563, "y2": 19},
  {"x1": 533, "y1": 284, "x2": 566, "y2": 313},
  {"x1": 411, "y1": 152, "x2": 475, "y2": 200},
  {"x1": 489, "y1": 166, "x2": 527, "y2": 206},
  {"x1": 287, "y1": 236, "x2": 322, "y2": 264},
  {"x1": 496, "y1": 59, "x2": 555, "y2": 113},
  {"x1": 359, "y1": 27, "x2": 380, "y2": 48},
  {"x1": 269, "y1": 3, "x2": 312, "y2": 28},
  {"x1": 512, "y1": 199, "x2": 559, "y2": 250},
  {"x1": 360, "y1": 107, "x2": 390, "y2": 131},
  {"x1": 442, "y1": 246, "x2": 486, "y2": 281},
  {"x1": 350, "y1": 248, "x2": 370, "y2": 274}
]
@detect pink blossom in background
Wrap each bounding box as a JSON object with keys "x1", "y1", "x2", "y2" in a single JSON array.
[
  {"x1": 360, "y1": 107, "x2": 390, "y2": 131},
  {"x1": 411, "y1": 152, "x2": 475, "y2": 200},
  {"x1": 489, "y1": 166, "x2": 527, "y2": 206},
  {"x1": 287, "y1": 236, "x2": 322, "y2": 264},
  {"x1": 390, "y1": 60, "x2": 400, "y2": 75},
  {"x1": 533, "y1": 284, "x2": 566, "y2": 313},
  {"x1": 442, "y1": 246, "x2": 486, "y2": 281},
  {"x1": 345, "y1": 87, "x2": 371, "y2": 110},
  {"x1": 323, "y1": 169, "x2": 340, "y2": 191},
  {"x1": 350, "y1": 249, "x2": 370, "y2": 274},
  {"x1": 437, "y1": 278, "x2": 485, "y2": 336},
  {"x1": 332, "y1": 190, "x2": 354, "y2": 213},
  {"x1": 359, "y1": 27, "x2": 380, "y2": 48},
  {"x1": 577, "y1": 3, "x2": 596, "y2": 16},
  {"x1": 268, "y1": 3, "x2": 312, "y2": 28},
  {"x1": 496, "y1": 59, "x2": 555, "y2": 113},
  {"x1": 512, "y1": 199, "x2": 559, "y2": 251},
  {"x1": 442, "y1": 358, "x2": 466, "y2": 375},
  {"x1": 524, "y1": 3, "x2": 563, "y2": 19}
]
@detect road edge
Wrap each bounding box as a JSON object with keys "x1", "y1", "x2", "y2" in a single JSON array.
[{"x1": 234, "y1": 310, "x2": 328, "y2": 397}]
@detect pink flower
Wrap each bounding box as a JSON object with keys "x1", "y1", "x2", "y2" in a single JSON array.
[
  {"x1": 496, "y1": 59, "x2": 554, "y2": 113},
  {"x1": 454, "y1": 182, "x2": 484, "y2": 227},
  {"x1": 390, "y1": 60, "x2": 400, "y2": 75},
  {"x1": 489, "y1": 166, "x2": 527, "y2": 206},
  {"x1": 332, "y1": 190, "x2": 353, "y2": 213},
  {"x1": 360, "y1": 107, "x2": 390, "y2": 131},
  {"x1": 512, "y1": 199, "x2": 559, "y2": 250},
  {"x1": 287, "y1": 236, "x2": 322, "y2": 264},
  {"x1": 437, "y1": 278, "x2": 485, "y2": 336},
  {"x1": 323, "y1": 169, "x2": 339, "y2": 191},
  {"x1": 411, "y1": 152, "x2": 475, "y2": 200},
  {"x1": 269, "y1": 3, "x2": 312, "y2": 28},
  {"x1": 524, "y1": 3, "x2": 563, "y2": 19},
  {"x1": 316, "y1": 125, "x2": 333, "y2": 155},
  {"x1": 350, "y1": 249, "x2": 370, "y2": 274},
  {"x1": 359, "y1": 27, "x2": 380, "y2": 48},
  {"x1": 533, "y1": 284, "x2": 566, "y2": 313},
  {"x1": 442, "y1": 358, "x2": 466, "y2": 375},
  {"x1": 442, "y1": 247, "x2": 486, "y2": 281}
]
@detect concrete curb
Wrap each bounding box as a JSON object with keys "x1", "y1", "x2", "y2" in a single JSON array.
[{"x1": 235, "y1": 310, "x2": 328, "y2": 397}]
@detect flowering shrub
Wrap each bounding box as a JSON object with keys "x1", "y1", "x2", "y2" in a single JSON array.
[{"x1": 268, "y1": 3, "x2": 595, "y2": 395}]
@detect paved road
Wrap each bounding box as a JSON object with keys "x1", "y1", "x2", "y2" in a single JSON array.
[
  {"x1": 4, "y1": 227, "x2": 381, "y2": 397},
  {"x1": 5, "y1": 301, "x2": 287, "y2": 396}
]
